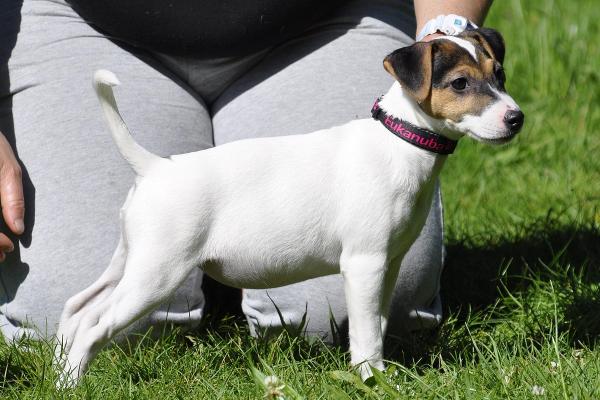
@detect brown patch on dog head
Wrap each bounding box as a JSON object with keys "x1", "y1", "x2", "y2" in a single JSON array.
[
  {"x1": 428, "y1": 84, "x2": 493, "y2": 122},
  {"x1": 383, "y1": 41, "x2": 433, "y2": 104},
  {"x1": 425, "y1": 39, "x2": 501, "y2": 122}
]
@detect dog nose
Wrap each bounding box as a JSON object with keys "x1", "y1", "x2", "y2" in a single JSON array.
[{"x1": 504, "y1": 109, "x2": 524, "y2": 133}]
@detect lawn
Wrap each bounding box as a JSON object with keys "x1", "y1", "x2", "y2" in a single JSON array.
[{"x1": 1, "y1": 0, "x2": 599, "y2": 398}]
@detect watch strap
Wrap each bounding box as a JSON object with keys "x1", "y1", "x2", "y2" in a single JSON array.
[{"x1": 416, "y1": 14, "x2": 478, "y2": 41}]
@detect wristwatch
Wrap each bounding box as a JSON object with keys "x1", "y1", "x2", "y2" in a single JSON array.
[{"x1": 416, "y1": 14, "x2": 478, "y2": 41}]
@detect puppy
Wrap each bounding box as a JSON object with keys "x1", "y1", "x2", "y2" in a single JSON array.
[{"x1": 56, "y1": 28, "x2": 523, "y2": 384}]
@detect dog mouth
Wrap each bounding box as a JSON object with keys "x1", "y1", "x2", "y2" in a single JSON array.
[{"x1": 468, "y1": 131, "x2": 518, "y2": 145}]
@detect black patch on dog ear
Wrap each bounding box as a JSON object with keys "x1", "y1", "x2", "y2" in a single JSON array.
[
  {"x1": 461, "y1": 27, "x2": 505, "y2": 64},
  {"x1": 383, "y1": 41, "x2": 433, "y2": 104},
  {"x1": 477, "y1": 27, "x2": 505, "y2": 64}
]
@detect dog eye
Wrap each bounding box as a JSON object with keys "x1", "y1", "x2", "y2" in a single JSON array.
[
  {"x1": 495, "y1": 68, "x2": 506, "y2": 83},
  {"x1": 451, "y1": 78, "x2": 468, "y2": 91}
]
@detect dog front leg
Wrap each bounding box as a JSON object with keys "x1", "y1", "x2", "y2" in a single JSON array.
[
  {"x1": 340, "y1": 252, "x2": 387, "y2": 380},
  {"x1": 379, "y1": 256, "x2": 403, "y2": 336}
]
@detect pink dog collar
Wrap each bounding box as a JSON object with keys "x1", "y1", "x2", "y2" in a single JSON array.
[{"x1": 371, "y1": 98, "x2": 458, "y2": 155}]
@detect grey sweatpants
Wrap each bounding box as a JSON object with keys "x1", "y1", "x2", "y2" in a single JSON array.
[{"x1": 0, "y1": 0, "x2": 444, "y2": 342}]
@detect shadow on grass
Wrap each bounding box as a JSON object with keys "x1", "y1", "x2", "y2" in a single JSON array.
[
  {"x1": 0, "y1": 347, "x2": 31, "y2": 388},
  {"x1": 0, "y1": 337, "x2": 58, "y2": 396},
  {"x1": 443, "y1": 220, "x2": 600, "y2": 336},
  {"x1": 442, "y1": 220, "x2": 600, "y2": 315},
  {"x1": 386, "y1": 217, "x2": 600, "y2": 366}
]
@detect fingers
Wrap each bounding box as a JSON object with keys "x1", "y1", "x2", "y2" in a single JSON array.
[
  {"x1": 0, "y1": 162, "x2": 24, "y2": 235},
  {"x1": 0, "y1": 233, "x2": 15, "y2": 261},
  {"x1": 0, "y1": 133, "x2": 25, "y2": 236},
  {"x1": 421, "y1": 33, "x2": 444, "y2": 42}
]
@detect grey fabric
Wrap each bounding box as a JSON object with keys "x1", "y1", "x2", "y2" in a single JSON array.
[
  {"x1": 0, "y1": 0, "x2": 211, "y2": 340},
  {"x1": 0, "y1": 0, "x2": 443, "y2": 342}
]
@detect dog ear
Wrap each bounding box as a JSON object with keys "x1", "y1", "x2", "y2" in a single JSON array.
[
  {"x1": 383, "y1": 41, "x2": 433, "y2": 105},
  {"x1": 461, "y1": 27, "x2": 505, "y2": 64}
]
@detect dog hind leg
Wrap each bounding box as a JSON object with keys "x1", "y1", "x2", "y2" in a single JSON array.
[
  {"x1": 58, "y1": 189, "x2": 137, "y2": 353},
  {"x1": 57, "y1": 234, "x2": 128, "y2": 354},
  {"x1": 58, "y1": 246, "x2": 197, "y2": 386}
]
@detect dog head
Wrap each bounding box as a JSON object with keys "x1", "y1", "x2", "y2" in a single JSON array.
[{"x1": 383, "y1": 28, "x2": 524, "y2": 144}]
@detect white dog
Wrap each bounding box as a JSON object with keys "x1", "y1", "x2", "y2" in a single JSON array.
[{"x1": 56, "y1": 28, "x2": 523, "y2": 384}]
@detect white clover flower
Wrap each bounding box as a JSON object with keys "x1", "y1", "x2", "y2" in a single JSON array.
[
  {"x1": 263, "y1": 375, "x2": 286, "y2": 400},
  {"x1": 531, "y1": 385, "x2": 545, "y2": 396},
  {"x1": 501, "y1": 367, "x2": 514, "y2": 384}
]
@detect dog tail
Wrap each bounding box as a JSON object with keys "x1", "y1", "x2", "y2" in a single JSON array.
[{"x1": 93, "y1": 69, "x2": 161, "y2": 175}]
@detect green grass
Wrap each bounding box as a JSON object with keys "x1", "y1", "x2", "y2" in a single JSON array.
[{"x1": 2, "y1": 0, "x2": 599, "y2": 398}]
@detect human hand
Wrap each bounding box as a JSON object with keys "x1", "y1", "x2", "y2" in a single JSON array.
[
  {"x1": 0, "y1": 131, "x2": 24, "y2": 261},
  {"x1": 421, "y1": 33, "x2": 444, "y2": 42}
]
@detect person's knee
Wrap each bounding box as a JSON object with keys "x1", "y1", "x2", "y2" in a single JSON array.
[{"x1": 242, "y1": 278, "x2": 348, "y2": 343}]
